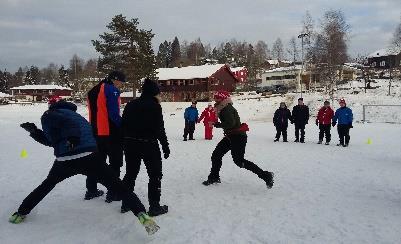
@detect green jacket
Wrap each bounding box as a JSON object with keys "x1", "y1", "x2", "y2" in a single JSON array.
[{"x1": 218, "y1": 103, "x2": 246, "y2": 136}]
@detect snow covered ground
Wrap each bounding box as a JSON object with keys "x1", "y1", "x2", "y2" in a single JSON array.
[{"x1": 1, "y1": 83, "x2": 401, "y2": 243}]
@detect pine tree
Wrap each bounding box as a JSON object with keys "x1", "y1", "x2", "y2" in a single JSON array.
[
  {"x1": 58, "y1": 65, "x2": 71, "y2": 88},
  {"x1": 171, "y1": 37, "x2": 181, "y2": 67},
  {"x1": 92, "y1": 14, "x2": 157, "y2": 98}
]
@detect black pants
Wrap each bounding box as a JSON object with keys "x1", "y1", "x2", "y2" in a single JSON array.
[
  {"x1": 319, "y1": 124, "x2": 331, "y2": 142},
  {"x1": 275, "y1": 126, "x2": 287, "y2": 141},
  {"x1": 337, "y1": 124, "x2": 350, "y2": 145},
  {"x1": 122, "y1": 140, "x2": 163, "y2": 208},
  {"x1": 86, "y1": 136, "x2": 123, "y2": 192},
  {"x1": 295, "y1": 124, "x2": 306, "y2": 141},
  {"x1": 183, "y1": 121, "x2": 196, "y2": 139},
  {"x1": 208, "y1": 134, "x2": 266, "y2": 180},
  {"x1": 17, "y1": 153, "x2": 146, "y2": 216}
]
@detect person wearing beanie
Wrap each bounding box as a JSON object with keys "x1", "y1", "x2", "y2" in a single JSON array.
[
  {"x1": 316, "y1": 101, "x2": 334, "y2": 145},
  {"x1": 9, "y1": 100, "x2": 160, "y2": 235},
  {"x1": 273, "y1": 102, "x2": 292, "y2": 142},
  {"x1": 198, "y1": 103, "x2": 218, "y2": 140},
  {"x1": 332, "y1": 99, "x2": 353, "y2": 147},
  {"x1": 86, "y1": 70, "x2": 126, "y2": 202},
  {"x1": 291, "y1": 97, "x2": 310, "y2": 143},
  {"x1": 183, "y1": 101, "x2": 199, "y2": 141},
  {"x1": 202, "y1": 90, "x2": 274, "y2": 189},
  {"x1": 120, "y1": 79, "x2": 170, "y2": 217}
]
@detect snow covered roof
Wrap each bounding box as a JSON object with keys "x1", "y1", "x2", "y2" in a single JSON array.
[
  {"x1": 156, "y1": 64, "x2": 227, "y2": 80},
  {"x1": 230, "y1": 66, "x2": 246, "y2": 72},
  {"x1": 264, "y1": 65, "x2": 303, "y2": 73},
  {"x1": 10, "y1": 85, "x2": 72, "y2": 90},
  {"x1": 0, "y1": 92, "x2": 12, "y2": 97},
  {"x1": 368, "y1": 48, "x2": 400, "y2": 58},
  {"x1": 266, "y1": 60, "x2": 279, "y2": 65}
]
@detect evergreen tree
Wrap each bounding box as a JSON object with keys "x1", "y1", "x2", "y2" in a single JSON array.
[
  {"x1": 58, "y1": 65, "x2": 71, "y2": 88},
  {"x1": 23, "y1": 66, "x2": 40, "y2": 85},
  {"x1": 171, "y1": 36, "x2": 181, "y2": 67},
  {"x1": 92, "y1": 14, "x2": 157, "y2": 98}
]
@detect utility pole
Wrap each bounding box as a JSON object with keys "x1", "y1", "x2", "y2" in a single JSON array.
[{"x1": 298, "y1": 33, "x2": 309, "y2": 98}]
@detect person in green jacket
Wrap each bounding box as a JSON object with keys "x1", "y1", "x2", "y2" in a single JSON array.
[{"x1": 202, "y1": 91, "x2": 274, "y2": 188}]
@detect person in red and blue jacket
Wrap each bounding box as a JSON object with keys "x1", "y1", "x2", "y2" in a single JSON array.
[
  {"x1": 87, "y1": 71, "x2": 125, "y2": 202},
  {"x1": 316, "y1": 101, "x2": 334, "y2": 145},
  {"x1": 332, "y1": 99, "x2": 353, "y2": 147}
]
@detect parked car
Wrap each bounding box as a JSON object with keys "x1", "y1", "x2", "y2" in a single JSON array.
[
  {"x1": 256, "y1": 86, "x2": 274, "y2": 94},
  {"x1": 256, "y1": 85, "x2": 288, "y2": 94}
]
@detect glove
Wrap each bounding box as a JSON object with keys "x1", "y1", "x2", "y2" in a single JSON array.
[
  {"x1": 163, "y1": 147, "x2": 170, "y2": 159},
  {"x1": 315, "y1": 120, "x2": 318, "y2": 126},
  {"x1": 214, "y1": 122, "x2": 222, "y2": 128},
  {"x1": 66, "y1": 136, "x2": 80, "y2": 150},
  {"x1": 20, "y1": 122, "x2": 37, "y2": 133},
  {"x1": 332, "y1": 121, "x2": 336, "y2": 127},
  {"x1": 349, "y1": 123, "x2": 353, "y2": 129}
]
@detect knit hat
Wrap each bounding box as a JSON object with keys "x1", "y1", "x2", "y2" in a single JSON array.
[
  {"x1": 48, "y1": 95, "x2": 62, "y2": 105},
  {"x1": 280, "y1": 102, "x2": 286, "y2": 107},
  {"x1": 141, "y1": 78, "x2": 160, "y2": 97},
  {"x1": 213, "y1": 90, "x2": 230, "y2": 100},
  {"x1": 298, "y1": 97, "x2": 303, "y2": 101},
  {"x1": 107, "y1": 71, "x2": 126, "y2": 83},
  {"x1": 339, "y1": 98, "x2": 346, "y2": 105},
  {"x1": 324, "y1": 100, "x2": 330, "y2": 105}
]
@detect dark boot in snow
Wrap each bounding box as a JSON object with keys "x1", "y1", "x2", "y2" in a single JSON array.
[
  {"x1": 343, "y1": 143, "x2": 349, "y2": 147},
  {"x1": 202, "y1": 177, "x2": 221, "y2": 186},
  {"x1": 317, "y1": 140, "x2": 322, "y2": 144},
  {"x1": 325, "y1": 142, "x2": 330, "y2": 145},
  {"x1": 9, "y1": 212, "x2": 26, "y2": 224},
  {"x1": 274, "y1": 138, "x2": 279, "y2": 142},
  {"x1": 294, "y1": 139, "x2": 299, "y2": 142},
  {"x1": 105, "y1": 192, "x2": 121, "y2": 203},
  {"x1": 336, "y1": 143, "x2": 344, "y2": 147},
  {"x1": 148, "y1": 205, "x2": 168, "y2": 217},
  {"x1": 120, "y1": 205, "x2": 131, "y2": 214},
  {"x1": 84, "y1": 189, "x2": 104, "y2": 200},
  {"x1": 261, "y1": 171, "x2": 274, "y2": 189}
]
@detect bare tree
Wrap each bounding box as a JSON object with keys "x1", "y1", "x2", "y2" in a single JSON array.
[
  {"x1": 287, "y1": 37, "x2": 299, "y2": 63},
  {"x1": 272, "y1": 38, "x2": 284, "y2": 61},
  {"x1": 391, "y1": 15, "x2": 401, "y2": 52}
]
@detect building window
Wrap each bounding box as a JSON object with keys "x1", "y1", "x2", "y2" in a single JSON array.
[
  {"x1": 188, "y1": 80, "x2": 194, "y2": 85},
  {"x1": 380, "y1": 61, "x2": 386, "y2": 67}
]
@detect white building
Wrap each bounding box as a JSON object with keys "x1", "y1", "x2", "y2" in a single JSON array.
[{"x1": 260, "y1": 65, "x2": 303, "y2": 89}]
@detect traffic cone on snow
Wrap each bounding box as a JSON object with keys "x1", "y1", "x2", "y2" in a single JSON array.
[{"x1": 20, "y1": 149, "x2": 28, "y2": 158}]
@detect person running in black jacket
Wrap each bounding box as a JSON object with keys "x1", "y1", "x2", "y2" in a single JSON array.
[
  {"x1": 291, "y1": 98, "x2": 309, "y2": 143},
  {"x1": 121, "y1": 79, "x2": 170, "y2": 216},
  {"x1": 273, "y1": 102, "x2": 292, "y2": 142}
]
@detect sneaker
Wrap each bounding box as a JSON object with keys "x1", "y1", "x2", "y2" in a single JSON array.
[
  {"x1": 294, "y1": 139, "x2": 299, "y2": 143},
  {"x1": 84, "y1": 189, "x2": 104, "y2": 200},
  {"x1": 274, "y1": 138, "x2": 279, "y2": 142},
  {"x1": 263, "y1": 171, "x2": 274, "y2": 189},
  {"x1": 137, "y1": 212, "x2": 160, "y2": 235},
  {"x1": 317, "y1": 140, "x2": 322, "y2": 144},
  {"x1": 148, "y1": 205, "x2": 168, "y2": 217},
  {"x1": 202, "y1": 178, "x2": 221, "y2": 186},
  {"x1": 325, "y1": 142, "x2": 330, "y2": 145},
  {"x1": 9, "y1": 212, "x2": 26, "y2": 224},
  {"x1": 105, "y1": 192, "x2": 121, "y2": 203}
]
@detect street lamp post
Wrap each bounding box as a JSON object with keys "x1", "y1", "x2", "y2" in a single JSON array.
[{"x1": 298, "y1": 33, "x2": 309, "y2": 98}]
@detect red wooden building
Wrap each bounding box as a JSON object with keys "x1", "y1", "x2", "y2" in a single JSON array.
[
  {"x1": 10, "y1": 85, "x2": 72, "y2": 101},
  {"x1": 230, "y1": 66, "x2": 248, "y2": 82},
  {"x1": 156, "y1": 64, "x2": 239, "y2": 102}
]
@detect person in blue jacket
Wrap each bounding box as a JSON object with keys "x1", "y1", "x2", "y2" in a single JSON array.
[
  {"x1": 332, "y1": 98, "x2": 353, "y2": 147},
  {"x1": 183, "y1": 101, "x2": 199, "y2": 141},
  {"x1": 8, "y1": 100, "x2": 160, "y2": 235}
]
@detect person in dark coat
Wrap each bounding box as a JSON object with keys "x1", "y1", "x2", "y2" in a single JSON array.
[
  {"x1": 9, "y1": 100, "x2": 160, "y2": 235},
  {"x1": 291, "y1": 98, "x2": 309, "y2": 143},
  {"x1": 86, "y1": 71, "x2": 126, "y2": 202},
  {"x1": 121, "y1": 79, "x2": 170, "y2": 217},
  {"x1": 316, "y1": 101, "x2": 334, "y2": 145},
  {"x1": 332, "y1": 99, "x2": 353, "y2": 147},
  {"x1": 183, "y1": 101, "x2": 199, "y2": 141},
  {"x1": 202, "y1": 91, "x2": 274, "y2": 188},
  {"x1": 273, "y1": 102, "x2": 292, "y2": 142}
]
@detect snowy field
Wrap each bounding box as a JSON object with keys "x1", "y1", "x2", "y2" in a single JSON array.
[{"x1": 1, "y1": 84, "x2": 401, "y2": 244}]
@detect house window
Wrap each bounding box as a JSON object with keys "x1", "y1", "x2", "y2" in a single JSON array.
[
  {"x1": 380, "y1": 61, "x2": 386, "y2": 67},
  {"x1": 188, "y1": 80, "x2": 194, "y2": 85}
]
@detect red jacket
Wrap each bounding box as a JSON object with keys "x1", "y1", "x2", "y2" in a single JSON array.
[
  {"x1": 316, "y1": 106, "x2": 334, "y2": 125},
  {"x1": 198, "y1": 107, "x2": 218, "y2": 125}
]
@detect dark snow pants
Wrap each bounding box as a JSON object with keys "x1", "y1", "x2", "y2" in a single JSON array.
[
  {"x1": 275, "y1": 126, "x2": 288, "y2": 141},
  {"x1": 122, "y1": 140, "x2": 163, "y2": 208},
  {"x1": 86, "y1": 136, "x2": 123, "y2": 193},
  {"x1": 208, "y1": 134, "x2": 266, "y2": 180},
  {"x1": 319, "y1": 124, "x2": 331, "y2": 142},
  {"x1": 295, "y1": 124, "x2": 306, "y2": 141},
  {"x1": 337, "y1": 124, "x2": 350, "y2": 145},
  {"x1": 17, "y1": 153, "x2": 146, "y2": 216},
  {"x1": 183, "y1": 121, "x2": 196, "y2": 140}
]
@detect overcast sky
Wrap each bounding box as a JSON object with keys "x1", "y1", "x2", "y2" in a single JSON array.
[{"x1": 1, "y1": 0, "x2": 400, "y2": 72}]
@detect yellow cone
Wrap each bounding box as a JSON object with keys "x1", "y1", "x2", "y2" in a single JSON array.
[
  {"x1": 366, "y1": 138, "x2": 372, "y2": 145},
  {"x1": 20, "y1": 149, "x2": 28, "y2": 158}
]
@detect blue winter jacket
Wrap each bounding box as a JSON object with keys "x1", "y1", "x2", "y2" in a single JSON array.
[
  {"x1": 30, "y1": 101, "x2": 97, "y2": 157},
  {"x1": 184, "y1": 107, "x2": 199, "y2": 122},
  {"x1": 333, "y1": 107, "x2": 353, "y2": 125}
]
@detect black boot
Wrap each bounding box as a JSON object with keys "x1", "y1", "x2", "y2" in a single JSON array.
[
  {"x1": 148, "y1": 205, "x2": 168, "y2": 217},
  {"x1": 261, "y1": 171, "x2": 274, "y2": 189},
  {"x1": 84, "y1": 189, "x2": 104, "y2": 200},
  {"x1": 202, "y1": 177, "x2": 221, "y2": 186},
  {"x1": 294, "y1": 139, "x2": 299, "y2": 142},
  {"x1": 274, "y1": 138, "x2": 279, "y2": 142},
  {"x1": 120, "y1": 204, "x2": 131, "y2": 214},
  {"x1": 105, "y1": 191, "x2": 121, "y2": 203}
]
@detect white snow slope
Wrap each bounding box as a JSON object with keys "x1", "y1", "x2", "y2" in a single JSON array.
[{"x1": 0, "y1": 81, "x2": 401, "y2": 244}]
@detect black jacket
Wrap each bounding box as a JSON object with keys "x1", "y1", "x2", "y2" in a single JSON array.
[
  {"x1": 273, "y1": 108, "x2": 292, "y2": 128},
  {"x1": 292, "y1": 105, "x2": 309, "y2": 125},
  {"x1": 121, "y1": 96, "x2": 169, "y2": 153}
]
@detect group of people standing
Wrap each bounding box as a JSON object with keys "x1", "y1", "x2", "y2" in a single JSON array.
[{"x1": 273, "y1": 97, "x2": 354, "y2": 147}]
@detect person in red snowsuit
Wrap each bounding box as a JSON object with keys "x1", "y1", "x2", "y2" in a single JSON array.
[
  {"x1": 198, "y1": 104, "x2": 218, "y2": 140},
  {"x1": 316, "y1": 100, "x2": 335, "y2": 145}
]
